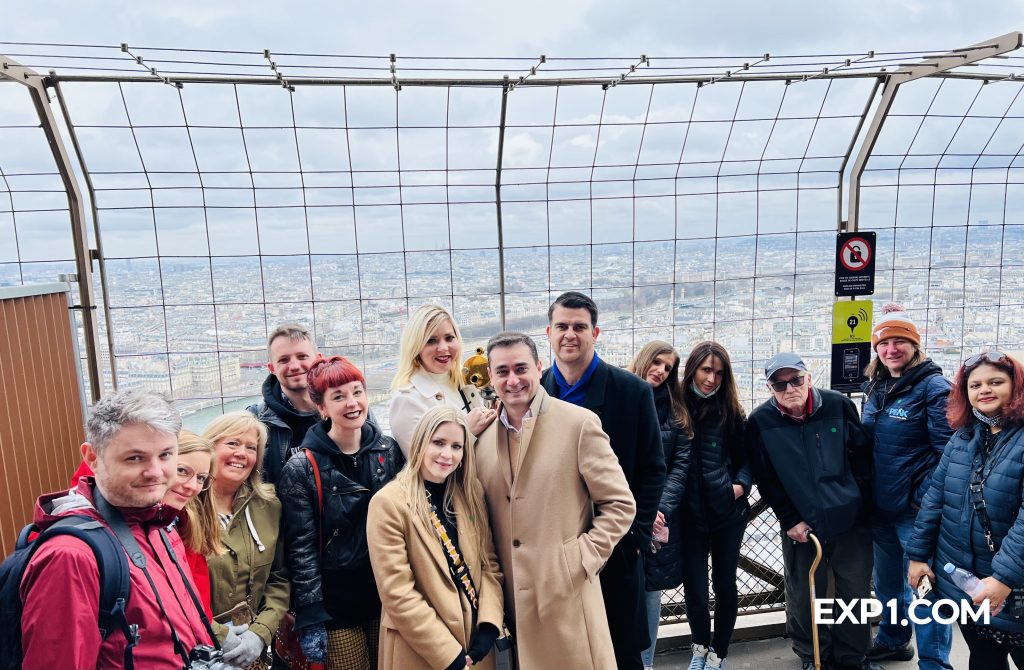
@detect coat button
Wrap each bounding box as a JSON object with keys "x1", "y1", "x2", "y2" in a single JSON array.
[{"x1": 513, "y1": 539, "x2": 521, "y2": 547}]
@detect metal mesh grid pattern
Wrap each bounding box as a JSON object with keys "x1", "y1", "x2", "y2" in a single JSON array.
[{"x1": 3, "y1": 40, "x2": 1024, "y2": 620}]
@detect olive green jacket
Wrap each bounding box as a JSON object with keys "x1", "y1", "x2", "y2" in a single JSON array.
[{"x1": 207, "y1": 488, "x2": 290, "y2": 645}]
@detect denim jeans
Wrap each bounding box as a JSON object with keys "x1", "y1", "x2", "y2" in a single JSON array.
[
  {"x1": 641, "y1": 590, "x2": 661, "y2": 667},
  {"x1": 873, "y1": 514, "x2": 953, "y2": 670}
]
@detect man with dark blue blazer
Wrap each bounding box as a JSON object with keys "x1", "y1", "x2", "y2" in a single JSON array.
[{"x1": 541, "y1": 291, "x2": 666, "y2": 670}]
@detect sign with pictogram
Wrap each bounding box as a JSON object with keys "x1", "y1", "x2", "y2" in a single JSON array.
[
  {"x1": 834, "y1": 231, "x2": 876, "y2": 296},
  {"x1": 830, "y1": 299, "x2": 873, "y2": 392}
]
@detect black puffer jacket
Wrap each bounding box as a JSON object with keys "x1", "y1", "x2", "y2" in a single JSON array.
[
  {"x1": 684, "y1": 396, "x2": 751, "y2": 528},
  {"x1": 645, "y1": 384, "x2": 692, "y2": 591},
  {"x1": 247, "y1": 374, "x2": 319, "y2": 486},
  {"x1": 278, "y1": 420, "x2": 404, "y2": 629}
]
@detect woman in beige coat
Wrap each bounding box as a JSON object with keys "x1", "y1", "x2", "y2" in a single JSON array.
[{"x1": 368, "y1": 406, "x2": 505, "y2": 670}]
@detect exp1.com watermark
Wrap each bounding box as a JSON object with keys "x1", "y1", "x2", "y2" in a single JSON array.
[{"x1": 814, "y1": 598, "x2": 990, "y2": 626}]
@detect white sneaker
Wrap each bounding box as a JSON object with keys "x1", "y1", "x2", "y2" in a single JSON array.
[
  {"x1": 689, "y1": 643, "x2": 709, "y2": 670},
  {"x1": 705, "y1": 649, "x2": 726, "y2": 669}
]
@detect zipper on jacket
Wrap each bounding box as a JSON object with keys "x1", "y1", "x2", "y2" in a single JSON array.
[{"x1": 323, "y1": 528, "x2": 341, "y2": 551}]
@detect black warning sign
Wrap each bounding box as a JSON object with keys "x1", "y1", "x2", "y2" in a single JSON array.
[{"x1": 834, "y1": 231, "x2": 876, "y2": 297}]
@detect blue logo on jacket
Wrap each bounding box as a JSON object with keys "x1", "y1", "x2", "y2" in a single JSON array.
[{"x1": 887, "y1": 407, "x2": 910, "y2": 420}]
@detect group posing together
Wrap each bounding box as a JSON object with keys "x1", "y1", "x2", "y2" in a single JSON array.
[{"x1": 12, "y1": 293, "x2": 1024, "y2": 670}]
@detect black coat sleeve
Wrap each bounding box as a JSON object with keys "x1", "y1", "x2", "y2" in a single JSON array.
[
  {"x1": 842, "y1": 396, "x2": 873, "y2": 512},
  {"x1": 746, "y1": 416, "x2": 802, "y2": 532},
  {"x1": 657, "y1": 426, "x2": 691, "y2": 518},
  {"x1": 278, "y1": 455, "x2": 332, "y2": 629},
  {"x1": 631, "y1": 382, "x2": 667, "y2": 546}
]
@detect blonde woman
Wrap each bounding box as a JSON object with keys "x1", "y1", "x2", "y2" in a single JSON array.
[
  {"x1": 368, "y1": 406, "x2": 504, "y2": 670},
  {"x1": 163, "y1": 430, "x2": 222, "y2": 620},
  {"x1": 389, "y1": 304, "x2": 496, "y2": 456},
  {"x1": 203, "y1": 412, "x2": 290, "y2": 669}
]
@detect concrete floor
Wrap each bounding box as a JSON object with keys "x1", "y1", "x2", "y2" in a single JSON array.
[{"x1": 654, "y1": 625, "x2": 993, "y2": 669}]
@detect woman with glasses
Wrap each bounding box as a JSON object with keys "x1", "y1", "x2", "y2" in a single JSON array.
[
  {"x1": 367, "y1": 406, "x2": 505, "y2": 670},
  {"x1": 628, "y1": 341, "x2": 690, "y2": 670},
  {"x1": 389, "y1": 304, "x2": 496, "y2": 457},
  {"x1": 859, "y1": 306, "x2": 954, "y2": 668},
  {"x1": 162, "y1": 430, "x2": 221, "y2": 621},
  {"x1": 278, "y1": 356, "x2": 405, "y2": 670},
  {"x1": 204, "y1": 411, "x2": 290, "y2": 670},
  {"x1": 675, "y1": 341, "x2": 750, "y2": 670},
  {"x1": 908, "y1": 351, "x2": 1024, "y2": 670}
]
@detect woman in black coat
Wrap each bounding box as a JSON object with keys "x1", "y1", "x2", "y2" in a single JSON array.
[
  {"x1": 676, "y1": 341, "x2": 750, "y2": 670},
  {"x1": 278, "y1": 356, "x2": 405, "y2": 670},
  {"x1": 629, "y1": 340, "x2": 690, "y2": 670}
]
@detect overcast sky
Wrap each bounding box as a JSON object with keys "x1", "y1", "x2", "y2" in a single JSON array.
[
  {"x1": 4, "y1": 1, "x2": 1024, "y2": 266},
  {"x1": 8, "y1": 0, "x2": 1024, "y2": 58}
]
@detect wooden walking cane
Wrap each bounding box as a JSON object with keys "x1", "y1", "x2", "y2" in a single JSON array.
[{"x1": 808, "y1": 532, "x2": 824, "y2": 670}]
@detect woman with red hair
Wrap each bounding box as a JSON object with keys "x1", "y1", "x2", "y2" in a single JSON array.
[
  {"x1": 278, "y1": 356, "x2": 405, "y2": 670},
  {"x1": 907, "y1": 351, "x2": 1024, "y2": 669}
]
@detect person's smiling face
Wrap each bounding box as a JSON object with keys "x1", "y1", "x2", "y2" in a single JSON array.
[{"x1": 968, "y1": 363, "x2": 1013, "y2": 417}]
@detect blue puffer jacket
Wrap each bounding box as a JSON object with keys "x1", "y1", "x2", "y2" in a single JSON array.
[
  {"x1": 906, "y1": 421, "x2": 1024, "y2": 633},
  {"x1": 861, "y1": 360, "x2": 952, "y2": 520}
]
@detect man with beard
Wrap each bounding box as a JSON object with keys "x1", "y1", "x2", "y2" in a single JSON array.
[{"x1": 247, "y1": 324, "x2": 320, "y2": 486}]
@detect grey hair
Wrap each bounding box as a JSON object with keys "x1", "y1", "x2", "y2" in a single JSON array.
[
  {"x1": 86, "y1": 390, "x2": 182, "y2": 454},
  {"x1": 486, "y1": 331, "x2": 540, "y2": 364},
  {"x1": 267, "y1": 323, "x2": 314, "y2": 356}
]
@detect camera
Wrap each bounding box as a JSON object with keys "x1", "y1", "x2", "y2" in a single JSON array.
[{"x1": 188, "y1": 644, "x2": 225, "y2": 669}]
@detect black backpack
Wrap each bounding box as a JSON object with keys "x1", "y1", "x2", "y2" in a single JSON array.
[{"x1": 0, "y1": 514, "x2": 138, "y2": 670}]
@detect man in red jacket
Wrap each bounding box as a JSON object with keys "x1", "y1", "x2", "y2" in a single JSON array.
[{"x1": 20, "y1": 389, "x2": 223, "y2": 670}]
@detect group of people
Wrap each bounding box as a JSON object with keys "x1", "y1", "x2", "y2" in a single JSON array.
[{"x1": 12, "y1": 293, "x2": 1024, "y2": 670}]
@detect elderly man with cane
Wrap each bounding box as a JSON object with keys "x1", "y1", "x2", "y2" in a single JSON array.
[{"x1": 747, "y1": 353, "x2": 881, "y2": 670}]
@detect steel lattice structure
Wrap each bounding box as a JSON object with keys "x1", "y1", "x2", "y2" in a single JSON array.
[{"x1": 2, "y1": 33, "x2": 1024, "y2": 623}]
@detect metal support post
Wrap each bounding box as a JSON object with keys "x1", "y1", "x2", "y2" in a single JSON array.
[
  {"x1": 495, "y1": 79, "x2": 510, "y2": 330},
  {"x1": 52, "y1": 80, "x2": 118, "y2": 391},
  {"x1": 0, "y1": 54, "x2": 104, "y2": 402},
  {"x1": 846, "y1": 32, "x2": 1023, "y2": 232}
]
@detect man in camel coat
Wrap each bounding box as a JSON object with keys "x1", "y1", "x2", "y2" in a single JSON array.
[{"x1": 475, "y1": 331, "x2": 636, "y2": 670}]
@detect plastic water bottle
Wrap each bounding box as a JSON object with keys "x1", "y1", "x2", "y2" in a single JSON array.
[{"x1": 944, "y1": 562, "x2": 985, "y2": 598}]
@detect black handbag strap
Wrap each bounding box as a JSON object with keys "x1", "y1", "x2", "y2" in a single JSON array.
[
  {"x1": 969, "y1": 429, "x2": 1007, "y2": 553},
  {"x1": 158, "y1": 526, "x2": 221, "y2": 648},
  {"x1": 93, "y1": 489, "x2": 194, "y2": 668}
]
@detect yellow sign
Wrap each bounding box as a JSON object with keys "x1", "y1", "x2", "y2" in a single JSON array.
[{"x1": 832, "y1": 300, "x2": 873, "y2": 345}]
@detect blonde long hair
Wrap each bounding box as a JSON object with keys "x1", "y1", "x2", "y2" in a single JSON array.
[
  {"x1": 397, "y1": 406, "x2": 491, "y2": 542},
  {"x1": 175, "y1": 431, "x2": 223, "y2": 556},
  {"x1": 202, "y1": 411, "x2": 275, "y2": 503},
  {"x1": 391, "y1": 304, "x2": 467, "y2": 392}
]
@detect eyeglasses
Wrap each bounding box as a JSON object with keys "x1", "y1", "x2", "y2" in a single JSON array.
[
  {"x1": 768, "y1": 375, "x2": 807, "y2": 393},
  {"x1": 175, "y1": 465, "x2": 214, "y2": 491},
  {"x1": 965, "y1": 351, "x2": 1007, "y2": 368}
]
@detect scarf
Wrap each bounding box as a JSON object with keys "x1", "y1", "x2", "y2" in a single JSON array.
[{"x1": 973, "y1": 407, "x2": 1003, "y2": 428}]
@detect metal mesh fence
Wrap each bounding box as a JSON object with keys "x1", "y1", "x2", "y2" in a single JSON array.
[{"x1": 3, "y1": 39, "x2": 1024, "y2": 620}]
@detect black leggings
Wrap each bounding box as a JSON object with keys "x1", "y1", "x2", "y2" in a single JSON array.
[
  {"x1": 679, "y1": 510, "x2": 748, "y2": 657},
  {"x1": 960, "y1": 623, "x2": 1024, "y2": 670}
]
